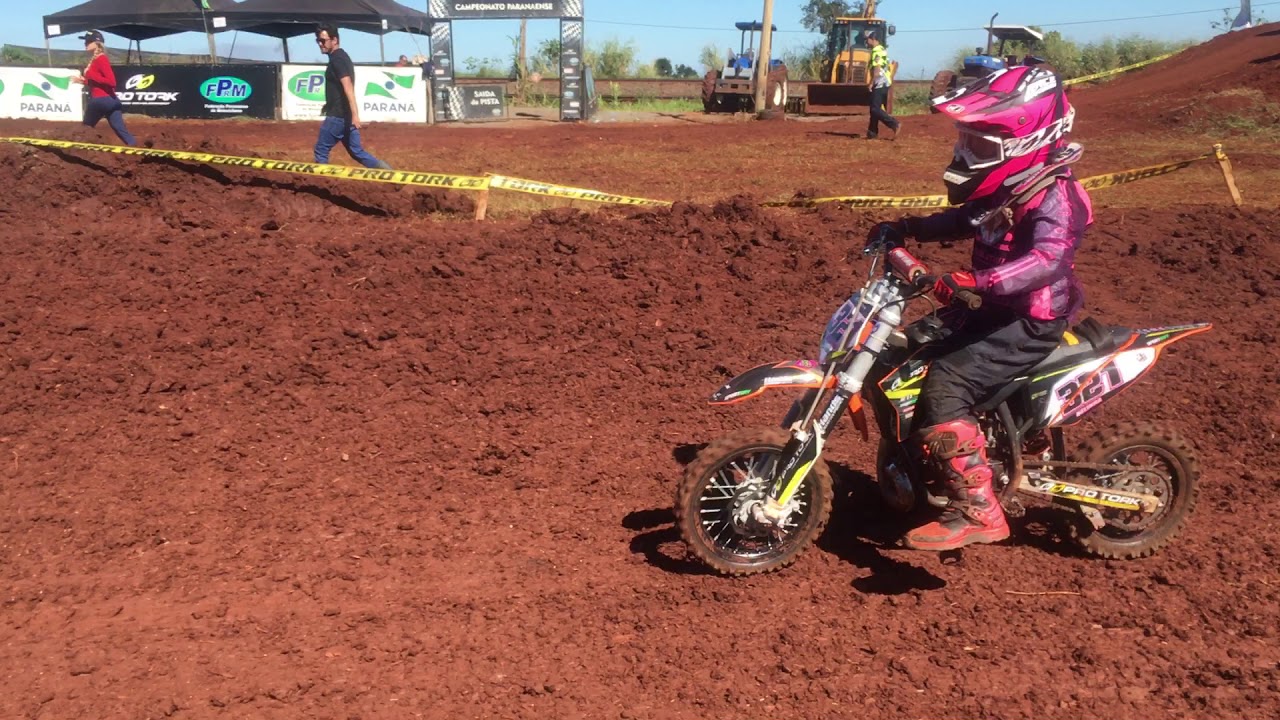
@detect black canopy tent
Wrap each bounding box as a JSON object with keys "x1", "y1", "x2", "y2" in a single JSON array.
[
  {"x1": 42, "y1": 0, "x2": 239, "y2": 64},
  {"x1": 221, "y1": 0, "x2": 432, "y2": 63}
]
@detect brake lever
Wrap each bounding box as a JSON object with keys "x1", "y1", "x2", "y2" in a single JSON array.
[{"x1": 914, "y1": 274, "x2": 982, "y2": 310}]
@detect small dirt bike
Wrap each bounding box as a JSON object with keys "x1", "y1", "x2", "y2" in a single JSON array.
[{"x1": 676, "y1": 244, "x2": 1208, "y2": 575}]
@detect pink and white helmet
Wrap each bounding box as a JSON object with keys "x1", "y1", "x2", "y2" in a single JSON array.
[{"x1": 932, "y1": 65, "x2": 1074, "y2": 205}]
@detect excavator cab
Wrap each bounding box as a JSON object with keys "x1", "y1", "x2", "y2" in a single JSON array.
[{"x1": 804, "y1": 9, "x2": 897, "y2": 115}]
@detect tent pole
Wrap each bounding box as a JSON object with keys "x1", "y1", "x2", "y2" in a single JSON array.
[
  {"x1": 228, "y1": 31, "x2": 238, "y2": 61},
  {"x1": 283, "y1": 38, "x2": 290, "y2": 63},
  {"x1": 200, "y1": 6, "x2": 217, "y2": 64},
  {"x1": 379, "y1": 34, "x2": 386, "y2": 65},
  {"x1": 45, "y1": 36, "x2": 52, "y2": 67}
]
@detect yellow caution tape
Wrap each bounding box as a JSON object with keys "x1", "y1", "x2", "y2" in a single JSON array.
[
  {"x1": 1079, "y1": 152, "x2": 1212, "y2": 191},
  {"x1": 763, "y1": 194, "x2": 949, "y2": 209},
  {"x1": 0, "y1": 137, "x2": 491, "y2": 191},
  {"x1": 488, "y1": 174, "x2": 672, "y2": 207},
  {"x1": 772, "y1": 149, "x2": 1218, "y2": 208},
  {"x1": 1064, "y1": 51, "x2": 1180, "y2": 87},
  {"x1": 4, "y1": 135, "x2": 1227, "y2": 211}
]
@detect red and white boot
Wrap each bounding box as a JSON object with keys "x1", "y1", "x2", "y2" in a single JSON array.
[{"x1": 905, "y1": 419, "x2": 1010, "y2": 551}]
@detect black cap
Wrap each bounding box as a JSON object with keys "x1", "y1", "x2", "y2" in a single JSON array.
[{"x1": 79, "y1": 30, "x2": 104, "y2": 44}]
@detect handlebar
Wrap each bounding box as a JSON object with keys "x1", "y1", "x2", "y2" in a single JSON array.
[{"x1": 885, "y1": 247, "x2": 982, "y2": 310}]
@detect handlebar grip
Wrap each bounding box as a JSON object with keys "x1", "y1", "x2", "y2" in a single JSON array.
[{"x1": 955, "y1": 290, "x2": 983, "y2": 310}]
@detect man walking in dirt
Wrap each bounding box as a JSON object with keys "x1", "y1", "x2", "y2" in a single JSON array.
[
  {"x1": 866, "y1": 33, "x2": 901, "y2": 140},
  {"x1": 313, "y1": 24, "x2": 392, "y2": 170}
]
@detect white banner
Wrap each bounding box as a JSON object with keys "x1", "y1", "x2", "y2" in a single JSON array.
[
  {"x1": 280, "y1": 64, "x2": 426, "y2": 123},
  {"x1": 0, "y1": 67, "x2": 83, "y2": 121}
]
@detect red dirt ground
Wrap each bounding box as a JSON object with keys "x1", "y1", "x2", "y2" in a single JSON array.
[
  {"x1": 1073, "y1": 23, "x2": 1280, "y2": 125},
  {"x1": 2, "y1": 26, "x2": 1279, "y2": 720}
]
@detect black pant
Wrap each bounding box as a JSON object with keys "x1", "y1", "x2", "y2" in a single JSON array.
[
  {"x1": 868, "y1": 86, "x2": 898, "y2": 136},
  {"x1": 916, "y1": 309, "x2": 1067, "y2": 429}
]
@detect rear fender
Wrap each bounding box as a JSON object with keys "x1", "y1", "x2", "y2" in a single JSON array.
[
  {"x1": 710, "y1": 360, "x2": 834, "y2": 405},
  {"x1": 1047, "y1": 323, "x2": 1211, "y2": 426}
]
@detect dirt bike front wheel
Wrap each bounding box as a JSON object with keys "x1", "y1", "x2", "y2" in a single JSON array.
[
  {"x1": 675, "y1": 427, "x2": 833, "y2": 576},
  {"x1": 1070, "y1": 421, "x2": 1200, "y2": 560}
]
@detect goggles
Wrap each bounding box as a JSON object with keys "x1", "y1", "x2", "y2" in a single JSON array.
[{"x1": 953, "y1": 126, "x2": 1005, "y2": 170}]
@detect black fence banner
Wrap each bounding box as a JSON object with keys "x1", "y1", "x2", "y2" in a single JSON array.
[
  {"x1": 430, "y1": 21, "x2": 456, "y2": 122},
  {"x1": 560, "y1": 19, "x2": 585, "y2": 121},
  {"x1": 458, "y1": 84, "x2": 507, "y2": 119},
  {"x1": 115, "y1": 65, "x2": 279, "y2": 119},
  {"x1": 428, "y1": 0, "x2": 584, "y2": 19}
]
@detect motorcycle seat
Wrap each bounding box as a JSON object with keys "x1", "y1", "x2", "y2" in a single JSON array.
[
  {"x1": 973, "y1": 319, "x2": 1134, "y2": 414},
  {"x1": 1027, "y1": 317, "x2": 1134, "y2": 377}
]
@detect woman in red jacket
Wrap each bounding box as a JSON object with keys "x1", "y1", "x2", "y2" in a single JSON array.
[{"x1": 71, "y1": 31, "x2": 135, "y2": 146}]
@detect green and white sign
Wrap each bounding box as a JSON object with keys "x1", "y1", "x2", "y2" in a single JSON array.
[
  {"x1": 280, "y1": 64, "x2": 426, "y2": 123},
  {"x1": 0, "y1": 68, "x2": 82, "y2": 121}
]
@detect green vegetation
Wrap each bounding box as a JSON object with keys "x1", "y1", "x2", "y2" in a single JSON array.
[
  {"x1": 1, "y1": 45, "x2": 38, "y2": 64},
  {"x1": 945, "y1": 32, "x2": 1193, "y2": 81},
  {"x1": 892, "y1": 85, "x2": 934, "y2": 116},
  {"x1": 599, "y1": 98, "x2": 702, "y2": 113},
  {"x1": 1186, "y1": 88, "x2": 1280, "y2": 140},
  {"x1": 801, "y1": 0, "x2": 856, "y2": 34}
]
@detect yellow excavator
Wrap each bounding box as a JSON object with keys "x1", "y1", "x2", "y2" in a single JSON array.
[{"x1": 804, "y1": 0, "x2": 898, "y2": 115}]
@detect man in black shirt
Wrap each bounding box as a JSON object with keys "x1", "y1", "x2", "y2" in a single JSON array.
[{"x1": 313, "y1": 24, "x2": 392, "y2": 169}]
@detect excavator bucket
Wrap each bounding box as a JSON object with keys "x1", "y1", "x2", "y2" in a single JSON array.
[{"x1": 805, "y1": 82, "x2": 872, "y2": 115}]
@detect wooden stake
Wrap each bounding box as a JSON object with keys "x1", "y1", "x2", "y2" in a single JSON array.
[
  {"x1": 1213, "y1": 143, "x2": 1243, "y2": 207},
  {"x1": 474, "y1": 187, "x2": 489, "y2": 221}
]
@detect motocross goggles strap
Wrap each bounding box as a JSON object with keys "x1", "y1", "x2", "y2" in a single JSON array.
[{"x1": 954, "y1": 126, "x2": 1005, "y2": 171}]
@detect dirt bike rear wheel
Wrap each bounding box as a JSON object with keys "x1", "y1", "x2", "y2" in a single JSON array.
[
  {"x1": 675, "y1": 427, "x2": 833, "y2": 576},
  {"x1": 1069, "y1": 421, "x2": 1199, "y2": 559}
]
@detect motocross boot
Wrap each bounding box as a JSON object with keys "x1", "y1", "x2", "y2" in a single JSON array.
[{"x1": 904, "y1": 419, "x2": 1010, "y2": 551}]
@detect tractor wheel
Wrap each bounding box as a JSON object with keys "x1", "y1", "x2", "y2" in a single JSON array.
[
  {"x1": 765, "y1": 65, "x2": 789, "y2": 111},
  {"x1": 702, "y1": 70, "x2": 721, "y2": 113},
  {"x1": 928, "y1": 70, "x2": 958, "y2": 113}
]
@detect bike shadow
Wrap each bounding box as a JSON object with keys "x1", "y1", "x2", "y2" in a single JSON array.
[
  {"x1": 1013, "y1": 506, "x2": 1091, "y2": 559},
  {"x1": 622, "y1": 443, "x2": 713, "y2": 575},
  {"x1": 625, "y1": 444, "x2": 946, "y2": 586},
  {"x1": 624, "y1": 507, "x2": 712, "y2": 576},
  {"x1": 636, "y1": 443, "x2": 1088, "y2": 582},
  {"x1": 821, "y1": 462, "x2": 948, "y2": 595}
]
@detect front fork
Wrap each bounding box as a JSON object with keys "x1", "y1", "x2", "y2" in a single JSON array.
[
  {"x1": 755, "y1": 389, "x2": 859, "y2": 524},
  {"x1": 755, "y1": 302, "x2": 902, "y2": 526}
]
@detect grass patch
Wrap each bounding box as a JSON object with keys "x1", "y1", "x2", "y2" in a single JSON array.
[
  {"x1": 893, "y1": 85, "x2": 935, "y2": 117},
  {"x1": 599, "y1": 98, "x2": 703, "y2": 113}
]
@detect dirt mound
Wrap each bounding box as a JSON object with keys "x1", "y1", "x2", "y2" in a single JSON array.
[
  {"x1": 0, "y1": 140, "x2": 474, "y2": 224},
  {"x1": 1074, "y1": 23, "x2": 1280, "y2": 133},
  {"x1": 1, "y1": 118, "x2": 1279, "y2": 720}
]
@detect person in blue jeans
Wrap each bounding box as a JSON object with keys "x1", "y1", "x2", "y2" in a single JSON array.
[
  {"x1": 313, "y1": 24, "x2": 391, "y2": 169},
  {"x1": 71, "y1": 30, "x2": 135, "y2": 146}
]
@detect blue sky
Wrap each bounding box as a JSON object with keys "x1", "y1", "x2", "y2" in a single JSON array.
[{"x1": 4, "y1": 1, "x2": 1264, "y2": 78}]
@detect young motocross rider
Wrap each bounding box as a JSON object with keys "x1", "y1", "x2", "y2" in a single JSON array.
[{"x1": 865, "y1": 65, "x2": 1093, "y2": 552}]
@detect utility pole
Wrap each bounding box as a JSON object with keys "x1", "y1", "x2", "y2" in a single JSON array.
[
  {"x1": 752, "y1": 0, "x2": 776, "y2": 113},
  {"x1": 518, "y1": 18, "x2": 528, "y2": 103}
]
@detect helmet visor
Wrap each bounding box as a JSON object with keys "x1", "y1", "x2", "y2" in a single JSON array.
[{"x1": 954, "y1": 126, "x2": 1005, "y2": 170}]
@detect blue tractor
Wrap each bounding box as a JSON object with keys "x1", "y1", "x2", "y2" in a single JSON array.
[
  {"x1": 930, "y1": 14, "x2": 1047, "y2": 106},
  {"x1": 702, "y1": 21, "x2": 790, "y2": 113}
]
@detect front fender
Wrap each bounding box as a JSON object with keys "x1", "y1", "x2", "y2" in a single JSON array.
[{"x1": 710, "y1": 360, "x2": 834, "y2": 405}]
